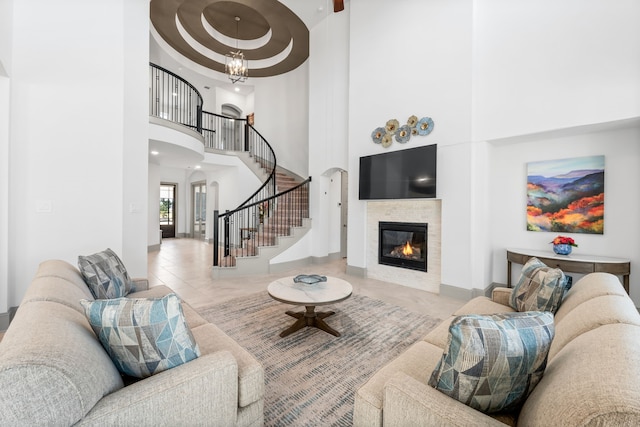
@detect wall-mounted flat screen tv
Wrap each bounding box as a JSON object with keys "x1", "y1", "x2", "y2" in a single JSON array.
[{"x1": 359, "y1": 144, "x2": 437, "y2": 200}]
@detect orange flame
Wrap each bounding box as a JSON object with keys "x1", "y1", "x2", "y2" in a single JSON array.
[{"x1": 402, "y1": 242, "x2": 413, "y2": 256}]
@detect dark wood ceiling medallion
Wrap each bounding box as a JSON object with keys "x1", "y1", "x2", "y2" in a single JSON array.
[{"x1": 150, "y1": 0, "x2": 310, "y2": 78}]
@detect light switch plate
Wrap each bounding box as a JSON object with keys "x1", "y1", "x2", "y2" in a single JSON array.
[{"x1": 36, "y1": 200, "x2": 53, "y2": 213}]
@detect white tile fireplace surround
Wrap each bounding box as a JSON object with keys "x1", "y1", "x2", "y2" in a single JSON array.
[{"x1": 366, "y1": 200, "x2": 442, "y2": 293}]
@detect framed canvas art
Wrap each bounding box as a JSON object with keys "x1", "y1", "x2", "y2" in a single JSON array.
[{"x1": 527, "y1": 155, "x2": 604, "y2": 234}]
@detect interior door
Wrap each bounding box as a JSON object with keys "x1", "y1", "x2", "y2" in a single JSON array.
[
  {"x1": 160, "y1": 183, "x2": 176, "y2": 238},
  {"x1": 340, "y1": 170, "x2": 348, "y2": 258},
  {"x1": 192, "y1": 181, "x2": 206, "y2": 240}
]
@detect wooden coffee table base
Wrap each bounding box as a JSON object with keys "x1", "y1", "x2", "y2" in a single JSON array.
[{"x1": 279, "y1": 305, "x2": 340, "y2": 337}]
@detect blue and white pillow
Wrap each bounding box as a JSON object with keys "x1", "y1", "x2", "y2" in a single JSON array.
[
  {"x1": 510, "y1": 257, "x2": 567, "y2": 314},
  {"x1": 80, "y1": 293, "x2": 200, "y2": 378},
  {"x1": 429, "y1": 311, "x2": 555, "y2": 413},
  {"x1": 78, "y1": 248, "x2": 135, "y2": 299}
]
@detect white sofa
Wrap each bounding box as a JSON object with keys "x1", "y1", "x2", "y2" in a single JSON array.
[
  {"x1": 0, "y1": 259, "x2": 264, "y2": 426},
  {"x1": 354, "y1": 272, "x2": 640, "y2": 426}
]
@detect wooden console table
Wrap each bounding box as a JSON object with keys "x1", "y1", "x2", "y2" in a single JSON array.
[{"x1": 507, "y1": 248, "x2": 631, "y2": 294}]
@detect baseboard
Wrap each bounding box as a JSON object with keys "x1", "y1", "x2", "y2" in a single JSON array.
[
  {"x1": 268, "y1": 257, "x2": 312, "y2": 274},
  {"x1": 148, "y1": 244, "x2": 161, "y2": 252},
  {"x1": 269, "y1": 253, "x2": 343, "y2": 274},
  {"x1": 346, "y1": 264, "x2": 366, "y2": 278},
  {"x1": 311, "y1": 252, "x2": 342, "y2": 265},
  {"x1": 0, "y1": 307, "x2": 17, "y2": 332}
]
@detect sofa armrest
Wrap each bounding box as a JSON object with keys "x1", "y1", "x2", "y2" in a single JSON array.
[
  {"x1": 78, "y1": 351, "x2": 239, "y2": 426},
  {"x1": 383, "y1": 372, "x2": 507, "y2": 427},
  {"x1": 491, "y1": 287, "x2": 513, "y2": 307},
  {"x1": 132, "y1": 278, "x2": 149, "y2": 291}
]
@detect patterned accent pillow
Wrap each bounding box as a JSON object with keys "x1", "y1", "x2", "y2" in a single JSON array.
[
  {"x1": 78, "y1": 248, "x2": 135, "y2": 299},
  {"x1": 429, "y1": 312, "x2": 555, "y2": 413},
  {"x1": 510, "y1": 257, "x2": 567, "y2": 313},
  {"x1": 80, "y1": 293, "x2": 201, "y2": 378}
]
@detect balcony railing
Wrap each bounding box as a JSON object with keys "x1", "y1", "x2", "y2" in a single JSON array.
[{"x1": 149, "y1": 63, "x2": 202, "y2": 132}]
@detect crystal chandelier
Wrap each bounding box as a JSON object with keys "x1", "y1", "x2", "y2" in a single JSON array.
[{"x1": 225, "y1": 16, "x2": 248, "y2": 84}]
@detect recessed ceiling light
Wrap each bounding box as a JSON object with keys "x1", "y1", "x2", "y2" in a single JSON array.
[
  {"x1": 235, "y1": 87, "x2": 240, "y2": 92},
  {"x1": 151, "y1": 150, "x2": 159, "y2": 155},
  {"x1": 195, "y1": 165, "x2": 201, "y2": 169}
]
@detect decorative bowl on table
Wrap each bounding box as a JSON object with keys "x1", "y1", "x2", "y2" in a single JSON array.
[
  {"x1": 550, "y1": 236, "x2": 577, "y2": 256},
  {"x1": 293, "y1": 274, "x2": 327, "y2": 286},
  {"x1": 553, "y1": 244, "x2": 572, "y2": 255}
]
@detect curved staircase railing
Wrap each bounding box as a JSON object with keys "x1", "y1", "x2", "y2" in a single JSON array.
[
  {"x1": 213, "y1": 176, "x2": 311, "y2": 267},
  {"x1": 148, "y1": 63, "x2": 311, "y2": 269}
]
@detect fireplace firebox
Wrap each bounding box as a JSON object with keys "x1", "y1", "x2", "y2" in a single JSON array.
[{"x1": 378, "y1": 222, "x2": 428, "y2": 272}]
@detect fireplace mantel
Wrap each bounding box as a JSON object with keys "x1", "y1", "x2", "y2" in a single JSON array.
[{"x1": 366, "y1": 200, "x2": 441, "y2": 293}]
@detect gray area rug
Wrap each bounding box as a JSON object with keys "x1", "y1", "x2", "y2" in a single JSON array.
[{"x1": 197, "y1": 291, "x2": 441, "y2": 426}]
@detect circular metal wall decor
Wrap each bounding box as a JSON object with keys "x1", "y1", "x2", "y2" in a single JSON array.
[
  {"x1": 370, "y1": 115, "x2": 435, "y2": 148},
  {"x1": 150, "y1": 0, "x2": 310, "y2": 78}
]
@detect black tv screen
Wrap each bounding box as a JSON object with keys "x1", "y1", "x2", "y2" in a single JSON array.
[{"x1": 359, "y1": 144, "x2": 437, "y2": 200}]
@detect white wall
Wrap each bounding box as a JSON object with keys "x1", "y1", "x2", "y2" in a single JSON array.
[
  {"x1": 148, "y1": 163, "x2": 161, "y2": 246},
  {"x1": 347, "y1": 0, "x2": 474, "y2": 292},
  {"x1": 0, "y1": 75, "x2": 8, "y2": 315},
  {"x1": 0, "y1": 0, "x2": 11, "y2": 316},
  {"x1": 473, "y1": 0, "x2": 640, "y2": 140},
  {"x1": 489, "y1": 123, "x2": 640, "y2": 304},
  {"x1": 253, "y1": 62, "x2": 309, "y2": 178},
  {"x1": 122, "y1": 0, "x2": 150, "y2": 276},
  {"x1": 0, "y1": 0, "x2": 12, "y2": 74},
  {"x1": 305, "y1": 8, "x2": 350, "y2": 260},
  {"x1": 7, "y1": 0, "x2": 149, "y2": 307},
  {"x1": 214, "y1": 87, "x2": 252, "y2": 117}
]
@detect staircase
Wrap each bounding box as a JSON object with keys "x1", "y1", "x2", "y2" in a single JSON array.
[
  {"x1": 212, "y1": 166, "x2": 312, "y2": 277},
  {"x1": 148, "y1": 64, "x2": 311, "y2": 276}
]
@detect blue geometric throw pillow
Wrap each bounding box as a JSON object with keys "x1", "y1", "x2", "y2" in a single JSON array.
[
  {"x1": 80, "y1": 293, "x2": 201, "y2": 378},
  {"x1": 428, "y1": 311, "x2": 555, "y2": 414},
  {"x1": 510, "y1": 257, "x2": 567, "y2": 314},
  {"x1": 78, "y1": 248, "x2": 135, "y2": 299}
]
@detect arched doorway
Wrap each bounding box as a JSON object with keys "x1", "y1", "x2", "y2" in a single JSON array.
[{"x1": 221, "y1": 104, "x2": 242, "y2": 118}]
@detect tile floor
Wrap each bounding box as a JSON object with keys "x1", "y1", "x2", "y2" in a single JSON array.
[{"x1": 148, "y1": 238, "x2": 465, "y2": 319}]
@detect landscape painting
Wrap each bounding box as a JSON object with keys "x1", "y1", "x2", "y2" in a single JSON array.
[{"x1": 527, "y1": 155, "x2": 604, "y2": 234}]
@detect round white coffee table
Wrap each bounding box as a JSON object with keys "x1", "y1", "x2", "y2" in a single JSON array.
[{"x1": 267, "y1": 276, "x2": 353, "y2": 337}]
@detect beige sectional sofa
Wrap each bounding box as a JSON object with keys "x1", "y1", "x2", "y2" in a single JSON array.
[
  {"x1": 354, "y1": 272, "x2": 640, "y2": 426},
  {"x1": 0, "y1": 259, "x2": 264, "y2": 426}
]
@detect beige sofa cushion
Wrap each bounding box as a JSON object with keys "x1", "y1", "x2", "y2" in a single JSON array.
[
  {"x1": 192, "y1": 323, "x2": 264, "y2": 408},
  {"x1": 519, "y1": 323, "x2": 640, "y2": 426},
  {"x1": 424, "y1": 297, "x2": 515, "y2": 350},
  {"x1": 21, "y1": 275, "x2": 95, "y2": 314},
  {"x1": 353, "y1": 340, "x2": 443, "y2": 427},
  {"x1": 423, "y1": 316, "x2": 457, "y2": 349},
  {"x1": 554, "y1": 272, "x2": 627, "y2": 324},
  {"x1": 0, "y1": 301, "x2": 123, "y2": 425},
  {"x1": 549, "y1": 293, "x2": 640, "y2": 360},
  {"x1": 33, "y1": 259, "x2": 92, "y2": 290},
  {"x1": 453, "y1": 296, "x2": 516, "y2": 316},
  {"x1": 383, "y1": 373, "x2": 512, "y2": 427}
]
